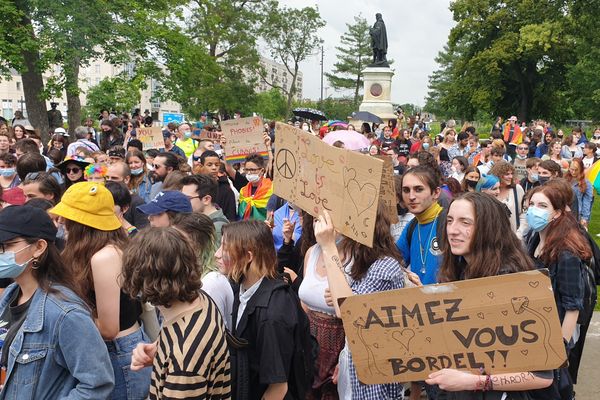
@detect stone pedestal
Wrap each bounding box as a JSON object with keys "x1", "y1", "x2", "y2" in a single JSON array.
[{"x1": 357, "y1": 66, "x2": 397, "y2": 122}]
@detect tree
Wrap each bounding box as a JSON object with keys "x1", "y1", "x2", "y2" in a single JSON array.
[
  {"x1": 154, "y1": 0, "x2": 274, "y2": 118},
  {"x1": 262, "y1": 6, "x2": 325, "y2": 117},
  {"x1": 426, "y1": 0, "x2": 575, "y2": 122},
  {"x1": 83, "y1": 76, "x2": 143, "y2": 119},
  {"x1": 325, "y1": 15, "x2": 371, "y2": 104},
  {"x1": 253, "y1": 89, "x2": 287, "y2": 121}
]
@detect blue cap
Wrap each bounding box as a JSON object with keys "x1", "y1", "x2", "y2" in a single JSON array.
[{"x1": 137, "y1": 191, "x2": 192, "y2": 215}]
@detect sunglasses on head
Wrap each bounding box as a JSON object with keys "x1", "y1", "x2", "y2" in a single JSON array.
[
  {"x1": 66, "y1": 167, "x2": 81, "y2": 174},
  {"x1": 192, "y1": 156, "x2": 201, "y2": 162}
]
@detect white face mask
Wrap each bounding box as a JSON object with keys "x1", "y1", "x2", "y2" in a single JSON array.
[
  {"x1": 302, "y1": 125, "x2": 310, "y2": 131},
  {"x1": 246, "y1": 174, "x2": 260, "y2": 183}
]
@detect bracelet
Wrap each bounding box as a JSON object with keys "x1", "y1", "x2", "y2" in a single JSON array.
[{"x1": 126, "y1": 226, "x2": 138, "y2": 235}]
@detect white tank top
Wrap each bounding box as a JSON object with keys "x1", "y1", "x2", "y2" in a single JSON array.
[{"x1": 299, "y1": 244, "x2": 339, "y2": 316}]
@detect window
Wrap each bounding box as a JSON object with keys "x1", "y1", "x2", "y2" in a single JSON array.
[
  {"x1": 16, "y1": 82, "x2": 21, "y2": 91},
  {"x1": 2, "y1": 100, "x2": 13, "y2": 119},
  {"x1": 95, "y1": 64, "x2": 100, "y2": 74}
]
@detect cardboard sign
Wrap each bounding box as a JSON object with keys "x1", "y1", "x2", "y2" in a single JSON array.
[
  {"x1": 221, "y1": 116, "x2": 268, "y2": 163},
  {"x1": 375, "y1": 156, "x2": 399, "y2": 224},
  {"x1": 192, "y1": 128, "x2": 221, "y2": 141},
  {"x1": 340, "y1": 270, "x2": 566, "y2": 384},
  {"x1": 273, "y1": 122, "x2": 383, "y2": 247},
  {"x1": 136, "y1": 127, "x2": 165, "y2": 150}
]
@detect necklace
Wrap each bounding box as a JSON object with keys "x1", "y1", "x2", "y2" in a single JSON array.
[{"x1": 417, "y1": 217, "x2": 438, "y2": 275}]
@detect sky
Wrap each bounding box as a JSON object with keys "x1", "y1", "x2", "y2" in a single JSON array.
[{"x1": 275, "y1": 0, "x2": 455, "y2": 106}]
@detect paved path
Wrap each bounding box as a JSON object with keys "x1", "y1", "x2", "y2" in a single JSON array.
[{"x1": 574, "y1": 311, "x2": 600, "y2": 399}]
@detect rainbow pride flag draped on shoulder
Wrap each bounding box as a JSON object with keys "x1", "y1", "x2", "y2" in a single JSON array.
[{"x1": 238, "y1": 178, "x2": 273, "y2": 221}]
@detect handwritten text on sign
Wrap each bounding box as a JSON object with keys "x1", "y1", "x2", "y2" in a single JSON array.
[
  {"x1": 221, "y1": 117, "x2": 267, "y2": 164},
  {"x1": 136, "y1": 127, "x2": 165, "y2": 150},
  {"x1": 375, "y1": 156, "x2": 399, "y2": 224},
  {"x1": 340, "y1": 270, "x2": 566, "y2": 383},
  {"x1": 273, "y1": 122, "x2": 383, "y2": 247}
]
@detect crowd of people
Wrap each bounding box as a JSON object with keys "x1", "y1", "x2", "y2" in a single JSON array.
[{"x1": 0, "y1": 111, "x2": 595, "y2": 400}]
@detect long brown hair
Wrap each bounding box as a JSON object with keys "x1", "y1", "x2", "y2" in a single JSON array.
[
  {"x1": 339, "y1": 200, "x2": 405, "y2": 281},
  {"x1": 438, "y1": 192, "x2": 533, "y2": 283},
  {"x1": 61, "y1": 219, "x2": 128, "y2": 308},
  {"x1": 222, "y1": 220, "x2": 277, "y2": 284},
  {"x1": 529, "y1": 184, "x2": 592, "y2": 265},
  {"x1": 565, "y1": 158, "x2": 587, "y2": 193},
  {"x1": 125, "y1": 149, "x2": 147, "y2": 192}
]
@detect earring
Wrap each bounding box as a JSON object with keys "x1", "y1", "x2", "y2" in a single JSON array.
[{"x1": 31, "y1": 259, "x2": 39, "y2": 270}]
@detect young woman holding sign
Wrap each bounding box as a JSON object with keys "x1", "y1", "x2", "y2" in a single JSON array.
[
  {"x1": 427, "y1": 192, "x2": 554, "y2": 399},
  {"x1": 314, "y1": 201, "x2": 420, "y2": 399}
]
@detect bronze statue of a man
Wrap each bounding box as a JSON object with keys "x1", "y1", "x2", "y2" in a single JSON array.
[{"x1": 369, "y1": 13, "x2": 389, "y2": 67}]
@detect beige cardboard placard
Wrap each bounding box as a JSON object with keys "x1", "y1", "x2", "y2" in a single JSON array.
[
  {"x1": 375, "y1": 155, "x2": 399, "y2": 224},
  {"x1": 273, "y1": 122, "x2": 383, "y2": 247},
  {"x1": 340, "y1": 270, "x2": 566, "y2": 384},
  {"x1": 136, "y1": 127, "x2": 165, "y2": 150},
  {"x1": 221, "y1": 116, "x2": 268, "y2": 164},
  {"x1": 192, "y1": 127, "x2": 221, "y2": 141}
]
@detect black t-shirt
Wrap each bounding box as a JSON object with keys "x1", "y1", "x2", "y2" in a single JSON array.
[
  {"x1": 395, "y1": 141, "x2": 410, "y2": 157},
  {"x1": 0, "y1": 289, "x2": 33, "y2": 368}
]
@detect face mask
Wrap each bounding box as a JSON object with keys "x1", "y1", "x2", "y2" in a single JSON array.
[
  {"x1": 302, "y1": 126, "x2": 309, "y2": 131},
  {"x1": 183, "y1": 131, "x2": 192, "y2": 139},
  {"x1": 0, "y1": 168, "x2": 15, "y2": 177},
  {"x1": 0, "y1": 244, "x2": 32, "y2": 279},
  {"x1": 131, "y1": 168, "x2": 144, "y2": 176},
  {"x1": 529, "y1": 173, "x2": 539, "y2": 182},
  {"x1": 246, "y1": 174, "x2": 260, "y2": 183},
  {"x1": 538, "y1": 176, "x2": 549, "y2": 185},
  {"x1": 516, "y1": 154, "x2": 527, "y2": 160},
  {"x1": 526, "y1": 206, "x2": 552, "y2": 233},
  {"x1": 466, "y1": 179, "x2": 478, "y2": 188},
  {"x1": 422, "y1": 143, "x2": 430, "y2": 150}
]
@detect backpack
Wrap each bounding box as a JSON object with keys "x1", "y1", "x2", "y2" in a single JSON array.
[
  {"x1": 578, "y1": 259, "x2": 597, "y2": 325},
  {"x1": 287, "y1": 286, "x2": 319, "y2": 400}
]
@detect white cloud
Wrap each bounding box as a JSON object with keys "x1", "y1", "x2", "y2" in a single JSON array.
[{"x1": 276, "y1": 0, "x2": 454, "y2": 106}]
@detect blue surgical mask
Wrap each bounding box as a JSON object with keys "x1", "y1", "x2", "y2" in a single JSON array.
[
  {"x1": 0, "y1": 168, "x2": 15, "y2": 177},
  {"x1": 131, "y1": 168, "x2": 144, "y2": 176},
  {"x1": 0, "y1": 244, "x2": 33, "y2": 278},
  {"x1": 530, "y1": 173, "x2": 539, "y2": 182},
  {"x1": 422, "y1": 143, "x2": 430, "y2": 150},
  {"x1": 526, "y1": 206, "x2": 551, "y2": 232},
  {"x1": 183, "y1": 131, "x2": 192, "y2": 139}
]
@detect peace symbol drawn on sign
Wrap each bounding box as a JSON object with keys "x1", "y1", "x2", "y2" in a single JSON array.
[{"x1": 276, "y1": 148, "x2": 297, "y2": 179}]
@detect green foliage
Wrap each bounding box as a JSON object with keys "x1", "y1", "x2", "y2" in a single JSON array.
[
  {"x1": 325, "y1": 15, "x2": 371, "y2": 104},
  {"x1": 262, "y1": 5, "x2": 325, "y2": 116},
  {"x1": 426, "y1": 0, "x2": 577, "y2": 122},
  {"x1": 154, "y1": 0, "x2": 271, "y2": 118},
  {"x1": 83, "y1": 76, "x2": 143, "y2": 119},
  {"x1": 254, "y1": 89, "x2": 287, "y2": 121},
  {"x1": 294, "y1": 97, "x2": 356, "y2": 122}
]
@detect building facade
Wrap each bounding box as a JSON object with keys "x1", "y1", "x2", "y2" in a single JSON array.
[
  {"x1": 0, "y1": 60, "x2": 182, "y2": 124},
  {"x1": 256, "y1": 57, "x2": 303, "y2": 101}
]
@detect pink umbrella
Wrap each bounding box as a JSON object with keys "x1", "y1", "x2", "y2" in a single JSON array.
[{"x1": 322, "y1": 130, "x2": 370, "y2": 151}]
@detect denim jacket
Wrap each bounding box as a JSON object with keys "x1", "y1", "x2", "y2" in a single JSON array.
[
  {"x1": 133, "y1": 173, "x2": 153, "y2": 203},
  {"x1": 572, "y1": 179, "x2": 593, "y2": 222},
  {"x1": 0, "y1": 283, "x2": 114, "y2": 399}
]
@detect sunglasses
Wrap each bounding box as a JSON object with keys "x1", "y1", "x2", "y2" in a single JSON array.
[
  {"x1": 66, "y1": 167, "x2": 81, "y2": 174},
  {"x1": 192, "y1": 156, "x2": 201, "y2": 162},
  {"x1": 518, "y1": 147, "x2": 528, "y2": 150}
]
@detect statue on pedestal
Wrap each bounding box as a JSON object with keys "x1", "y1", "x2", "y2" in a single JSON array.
[{"x1": 369, "y1": 13, "x2": 389, "y2": 67}]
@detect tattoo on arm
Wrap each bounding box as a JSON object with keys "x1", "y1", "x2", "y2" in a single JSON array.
[
  {"x1": 490, "y1": 372, "x2": 535, "y2": 387},
  {"x1": 331, "y1": 255, "x2": 343, "y2": 271}
]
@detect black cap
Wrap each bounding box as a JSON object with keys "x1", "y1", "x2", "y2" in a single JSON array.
[{"x1": 0, "y1": 205, "x2": 57, "y2": 243}]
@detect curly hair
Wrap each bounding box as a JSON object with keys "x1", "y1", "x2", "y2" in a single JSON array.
[
  {"x1": 489, "y1": 160, "x2": 516, "y2": 188},
  {"x1": 121, "y1": 227, "x2": 202, "y2": 307}
]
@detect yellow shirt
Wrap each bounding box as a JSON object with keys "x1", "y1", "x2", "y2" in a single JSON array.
[{"x1": 174, "y1": 137, "x2": 198, "y2": 158}]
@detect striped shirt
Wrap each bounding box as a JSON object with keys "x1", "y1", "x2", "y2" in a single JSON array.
[{"x1": 150, "y1": 291, "x2": 231, "y2": 399}]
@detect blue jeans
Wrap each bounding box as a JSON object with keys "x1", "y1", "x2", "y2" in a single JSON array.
[{"x1": 105, "y1": 327, "x2": 151, "y2": 400}]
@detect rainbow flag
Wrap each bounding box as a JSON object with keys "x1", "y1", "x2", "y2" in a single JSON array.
[
  {"x1": 586, "y1": 159, "x2": 600, "y2": 194},
  {"x1": 225, "y1": 151, "x2": 269, "y2": 164}
]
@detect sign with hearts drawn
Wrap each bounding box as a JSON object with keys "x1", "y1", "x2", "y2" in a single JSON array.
[
  {"x1": 273, "y1": 122, "x2": 383, "y2": 247},
  {"x1": 339, "y1": 269, "x2": 566, "y2": 384}
]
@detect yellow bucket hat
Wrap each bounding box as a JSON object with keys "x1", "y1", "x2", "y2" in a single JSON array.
[{"x1": 50, "y1": 181, "x2": 121, "y2": 231}]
